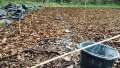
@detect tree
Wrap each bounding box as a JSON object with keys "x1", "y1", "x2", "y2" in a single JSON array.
[{"x1": 114, "y1": 0, "x2": 120, "y2": 4}]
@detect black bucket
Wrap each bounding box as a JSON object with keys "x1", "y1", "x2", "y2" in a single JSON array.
[{"x1": 78, "y1": 41, "x2": 120, "y2": 68}]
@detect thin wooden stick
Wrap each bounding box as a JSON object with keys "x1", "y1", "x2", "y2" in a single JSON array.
[{"x1": 19, "y1": 19, "x2": 21, "y2": 34}]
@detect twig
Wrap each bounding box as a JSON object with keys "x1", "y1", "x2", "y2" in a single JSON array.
[
  {"x1": 30, "y1": 12, "x2": 34, "y2": 28},
  {"x1": 19, "y1": 19, "x2": 21, "y2": 34},
  {"x1": 30, "y1": 35, "x2": 120, "y2": 68},
  {"x1": 110, "y1": 32, "x2": 120, "y2": 34},
  {"x1": 113, "y1": 41, "x2": 120, "y2": 43}
]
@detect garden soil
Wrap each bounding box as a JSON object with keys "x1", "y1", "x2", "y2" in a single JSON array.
[{"x1": 0, "y1": 7, "x2": 120, "y2": 68}]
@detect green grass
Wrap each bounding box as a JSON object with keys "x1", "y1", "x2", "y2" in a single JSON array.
[
  {"x1": 0, "y1": 1, "x2": 41, "y2": 8},
  {"x1": 0, "y1": 20, "x2": 5, "y2": 27},
  {"x1": 0, "y1": 0, "x2": 7, "y2": 7},
  {"x1": 0, "y1": 1, "x2": 120, "y2": 8},
  {"x1": 43, "y1": 3, "x2": 120, "y2": 8}
]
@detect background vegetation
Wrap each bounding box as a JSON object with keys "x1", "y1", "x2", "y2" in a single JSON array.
[{"x1": 0, "y1": 0, "x2": 120, "y2": 8}]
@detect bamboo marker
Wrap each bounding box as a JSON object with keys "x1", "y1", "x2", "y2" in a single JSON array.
[{"x1": 19, "y1": 19, "x2": 21, "y2": 34}]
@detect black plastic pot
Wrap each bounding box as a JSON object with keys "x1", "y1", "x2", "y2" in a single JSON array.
[{"x1": 78, "y1": 41, "x2": 120, "y2": 68}]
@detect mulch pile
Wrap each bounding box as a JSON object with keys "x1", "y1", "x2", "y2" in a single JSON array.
[{"x1": 0, "y1": 7, "x2": 120, "y2": 68}]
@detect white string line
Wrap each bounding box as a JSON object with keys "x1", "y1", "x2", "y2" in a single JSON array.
[{"x1": 31, "y1": 35, "x2": 120, "y2": 68}]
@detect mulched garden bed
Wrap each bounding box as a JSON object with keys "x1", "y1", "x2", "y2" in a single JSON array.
[{"x1": 0, "y1": 7, "x2": 120, "y2": 68}]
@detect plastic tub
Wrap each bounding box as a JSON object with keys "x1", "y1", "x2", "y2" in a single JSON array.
[{"x1": 77, "y1": 41, "x2": 120, "y2": 68}]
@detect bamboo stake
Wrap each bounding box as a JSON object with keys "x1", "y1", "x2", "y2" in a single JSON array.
[{"x1": 19, "y1": 19, "x2": 21, "y2": 34}]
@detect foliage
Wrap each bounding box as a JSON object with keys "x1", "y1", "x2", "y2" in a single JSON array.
[{"x1": 0, "y1": 0, "x2": 120, "y2": 8}]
